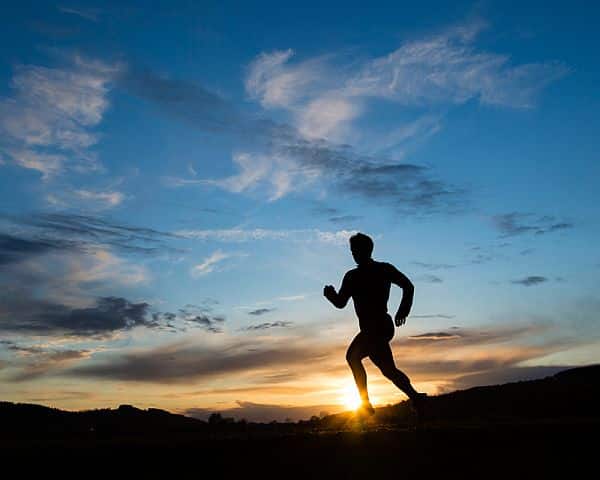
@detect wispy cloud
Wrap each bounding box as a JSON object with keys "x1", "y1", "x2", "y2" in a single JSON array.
[
  {"x1": 245, "y1": 49, "x2": 328, "y2": 110},
  {"x1": 58, "y1": 6, "x2": 101, "y2": 22},
  {"x1": 191, "y1": 250, "x2": 233, "y2": 277},
  {"x1": 119, "y1": 65, "x2": 239, "y2": 134},
  {"x1": 66, "y1": 338, "x2": 329, "y2": 383},
  {"x1": 3, "y1": 341, "x2": 93, "y2": 382},
  {"x1": 243, "y1": 321, "x2": 293, "y2": 331},
  {"x1": 0, "y1": 233, "x2": 77, "y2": 266},
  {"x1": 0, "y1": 235, "x2": 149, "y2": 305},
  {"x1": 312, "y1": 205, "x2": 340, "y2": 216},
  {"x1": 247, "y1": 295, "x2": 307, "y2": 310},
  {"x1": 296, "y1": 94, "x2": 361, "y2": 141},
  {"x1": 247, "y1": 308, "x2": 276, "y2": 316},
  {"x1": 492, "y1": 212, "x2": 573, "y2": 237},
  {"x1": 245, "y1": 21, "x2": 567, "y2": 150},
  {"x1": 176, "y1": 228, "x2": 357, "y2": 245},
  {"x1": 61, "y1": 322, "x2": 590, "y2": 392},
  {"x1": 73, "y1": 189, "x2": 125, "y2": 208},
  {"x1": 191, "y1": 151, "x2": 314, "y2": 201},
  {"x1": 345, "y1": 21, "x2": 567, "y2": 108},
  {"x1": 130, "y1": 65, "x2": 463, "y2": 214},
  {"x1": 45, "y1": 187, "x2": 126, "y2": 210},
  {"x1": 417, "y1": 274, "x2": 444, "y2": 283},
  {"x1": 408, "y1": 332, "x2": 462, "y2": 340},
  {"x1": 211, "y1": 20, "x2": 567, "y2": 210},
  {"x1": 277, "y1": 294, "x2": 306, "y2": 302},
  {"x1": 0, "y1": 56, "x2": 120, "y2": 178},
  {"x1": 197, "y1": 148, "x2": 462, "y2": 211},
  {"x1": 368, "y1": 115, "x2": 442, "y2": 157},
  {"x1": 510, "y1": 276, "x2": 548, "y2": 286},
  {"x1": 328, "y1": 215, "x2": 363, "y2": 224},
  {"x1": 394, "y1": 324, "x2": 551, "y2": 350},
  {"x1": 412, "y1": 261, "x2": 457, "y2": 270},
  {"x1": 6, "y1": 212, "x2": 178, "y2": 256}
]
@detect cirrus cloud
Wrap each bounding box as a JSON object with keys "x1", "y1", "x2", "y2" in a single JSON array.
[{"x1": 0, "y1": 55, "x2": 121, "y2": 178}]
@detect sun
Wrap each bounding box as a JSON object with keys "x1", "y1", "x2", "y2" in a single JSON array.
[{"x1": 340, "y1": 384, "x2": 362, "y2": 411}]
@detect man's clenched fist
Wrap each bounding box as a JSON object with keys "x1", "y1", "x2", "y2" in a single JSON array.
[{"x1": 323, "y1": 285, "x2": 336, "y2": 298}]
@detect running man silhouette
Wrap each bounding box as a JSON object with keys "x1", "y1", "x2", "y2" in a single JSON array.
[{"x1": 324, "y1": 232, "x2": 426, "y2": 417}]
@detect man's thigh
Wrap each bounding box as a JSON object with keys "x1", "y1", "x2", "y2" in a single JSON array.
[
  {"x1": 365, "y1": 335, "x2": 395, "y2": 369},
  {"x1": 346, "y1": 332, "x2": 371, "y2": 361}
]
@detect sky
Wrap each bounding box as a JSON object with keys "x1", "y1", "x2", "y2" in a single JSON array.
[{"x1": 0, "y1": 0, "x2": 598, "y2": 422}]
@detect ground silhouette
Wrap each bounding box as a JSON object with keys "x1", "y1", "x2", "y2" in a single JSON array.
[{"x1": 1, "y1": 366, "x2": 597, "y2": 477}]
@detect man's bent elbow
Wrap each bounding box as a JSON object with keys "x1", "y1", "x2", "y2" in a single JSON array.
[{"x1": 333, "y1": 297, "x2": 348, "y2": 309}]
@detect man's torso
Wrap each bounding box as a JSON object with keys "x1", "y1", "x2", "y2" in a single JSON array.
[{"x1": 344, "y1": 260, "x2": 394, "y2": 336}]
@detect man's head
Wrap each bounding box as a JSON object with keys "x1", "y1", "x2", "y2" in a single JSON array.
[{"x1": 349, "y1": 232, "x2": 374, "y2": 265}]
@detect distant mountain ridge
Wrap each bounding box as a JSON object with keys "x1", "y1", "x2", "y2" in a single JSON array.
[
  {"x1": 1, "y1": 365, "x2": 598, "y2": 437},
  {"x1": 322, "y1": 364, "x2": 600, "y2": 429}
]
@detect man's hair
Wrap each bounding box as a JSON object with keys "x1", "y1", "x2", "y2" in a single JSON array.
[{"x1": 349, "y1": 232, "x2": 374, "y2": 256}]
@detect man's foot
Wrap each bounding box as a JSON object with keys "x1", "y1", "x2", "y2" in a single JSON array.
[
  {"x1": 356, "y1": 401, "x2": 375, "y2": 416},
  {"x1": 411, "y1": 393, "x2": 427, "y2": 421}
]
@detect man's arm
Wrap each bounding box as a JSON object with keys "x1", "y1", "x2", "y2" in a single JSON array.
[
  {"x1": 323, "y1": 272, "x2": 352, "y2": 309},
  {"x1": 389, "y1": 264, "x2": 414, "y2": 326}
]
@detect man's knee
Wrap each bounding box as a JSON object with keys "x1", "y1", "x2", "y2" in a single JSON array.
[
  {"x1": 345, "y1": 349, "x2": 355, "y2": 365},
  {"x1": 346, "y1": 348, "x2": 361, "y2": 366}
]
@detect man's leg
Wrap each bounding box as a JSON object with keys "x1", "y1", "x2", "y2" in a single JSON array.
[
  {"x1": 368, "y1": 339, "x2": 420, "y2": 400},
  {"x1": 369, "y1": 338, "x2": 427, "y2": 421},
  {"x1": 345, "y1": 333, "x2": 371, "y2": 407}
]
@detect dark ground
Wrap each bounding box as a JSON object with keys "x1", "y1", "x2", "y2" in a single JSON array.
[
  {"x1": 3, "y1": 421, "x2": 597, "y2": 477},
  {"x1": 2, "y1": 365, "x2": 598, "y2": 478}
]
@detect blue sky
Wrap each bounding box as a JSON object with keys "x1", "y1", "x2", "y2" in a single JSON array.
[{"x1": 0, "y1": 1, "x2": 598, "y2": 421}]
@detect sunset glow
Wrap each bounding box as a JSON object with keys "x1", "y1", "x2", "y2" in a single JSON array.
[
  {"x1": 340, "y1": 383, "x2": 362, "y2": 411},
  {"x1": 1, "y1": 2, "x2": 599, "y2": 422}
]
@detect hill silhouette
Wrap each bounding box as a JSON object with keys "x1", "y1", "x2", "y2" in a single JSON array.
[
  {"x1": 318, "y1": 364, "x2": 600, "y2": 429},
  {"x1": 2, "y1": 365, "x2": 598, "y2": 477},
  {"x1": 2, "y1": 365, "x2": 598, "y2": 436}
]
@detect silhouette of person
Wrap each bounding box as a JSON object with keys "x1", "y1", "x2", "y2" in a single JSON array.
[{"x1": 324, "y1": 232, "x2": 426, "y2": 417}]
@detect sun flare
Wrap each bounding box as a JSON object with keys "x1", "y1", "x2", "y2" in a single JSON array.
[{"x1": 340, "y1": 384, "x2": 362, "y2": 411}]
